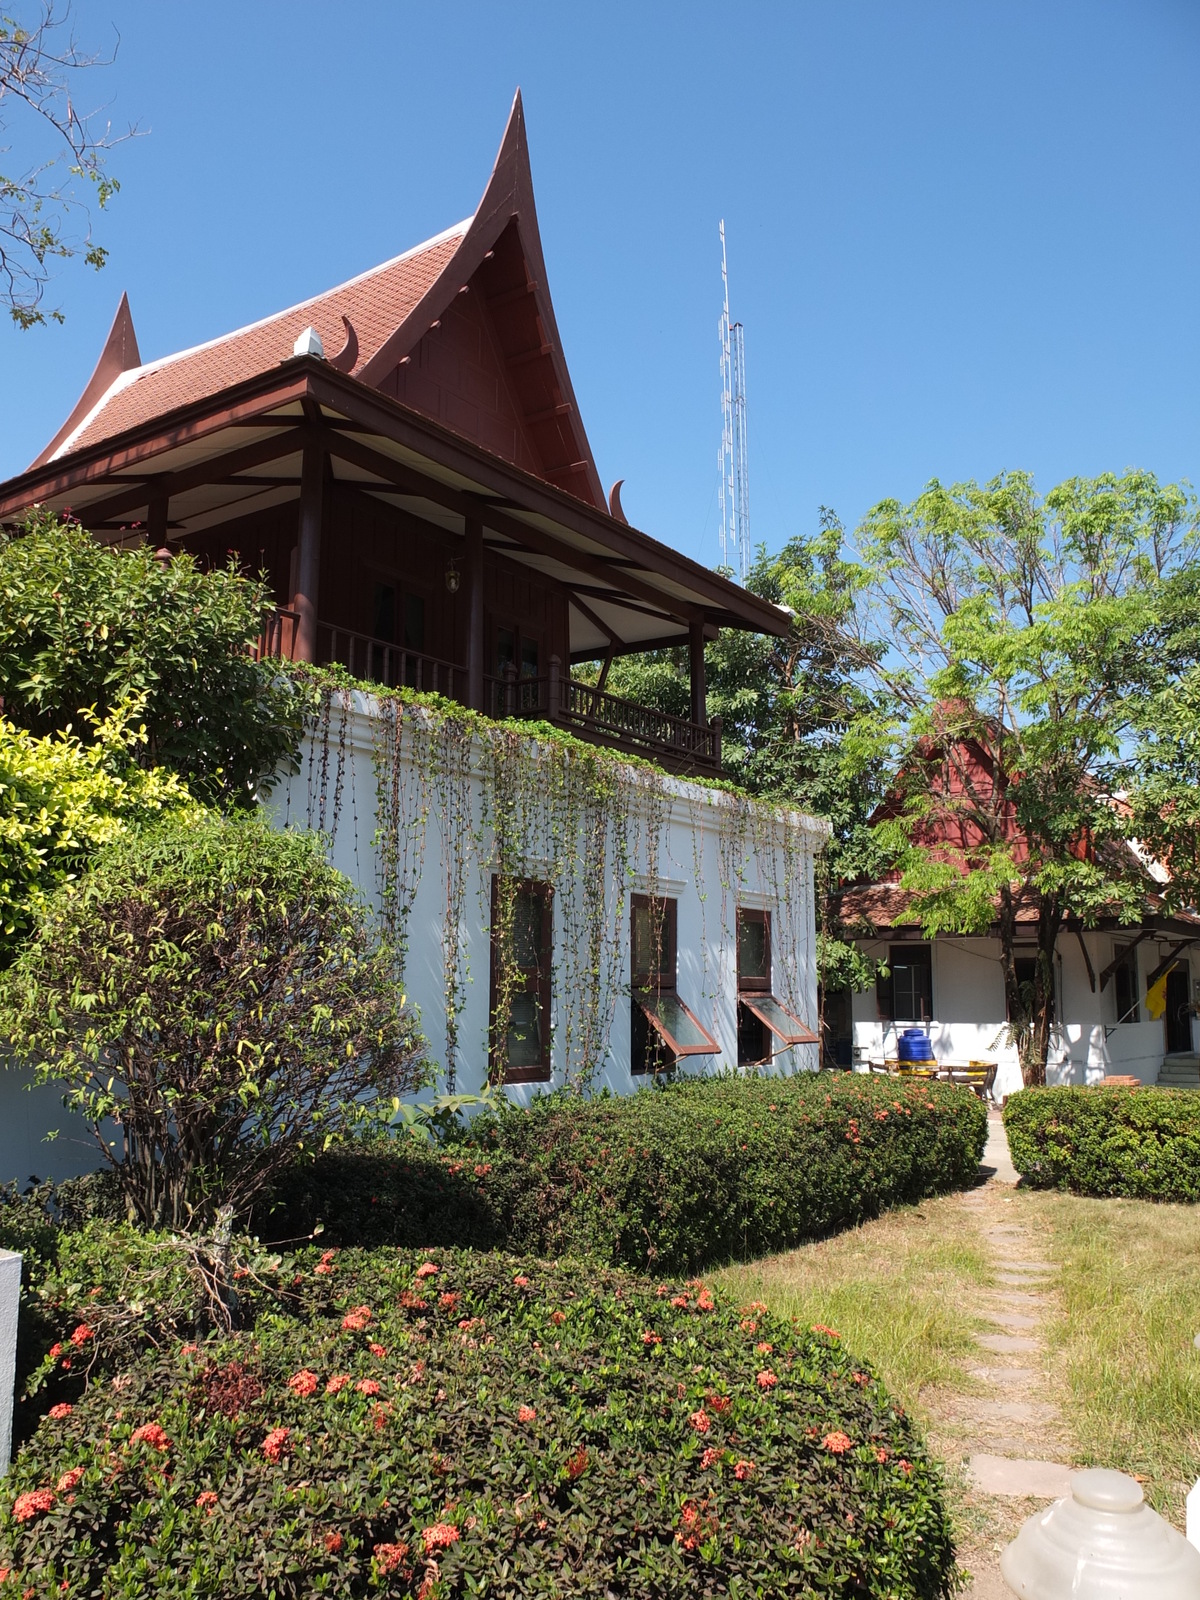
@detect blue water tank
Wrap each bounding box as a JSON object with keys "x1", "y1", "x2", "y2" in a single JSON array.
[{"x1": 897, "y1": 1027, "x2": 935, "y2": 1063}]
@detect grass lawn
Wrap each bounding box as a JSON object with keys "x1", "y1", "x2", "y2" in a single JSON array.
[
  {"x1": 712, "y1": 1191, "x2": 992, "y2": 1403},
  {"x1": 714, "y1": 1182, "x2": 1200, "y2": 1538},
  {"x1": 1021, "y1": 1188, "x2": 1200, "y2": 1523}
]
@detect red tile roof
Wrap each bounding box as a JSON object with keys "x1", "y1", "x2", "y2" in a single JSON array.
[{"x1": 56, "y1": 224, "x2": 469, "y2": 458}]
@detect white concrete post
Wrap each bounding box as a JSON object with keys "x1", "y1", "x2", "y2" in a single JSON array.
[
  {"x1": 1187, "y1": 1477, "x2": 1200, "y2": 1554},
  {"x1": 1001, "y1": 1468, "x2": 1200, "y2": 1598},
  {"x1": 0, "y1": 1250, "x2": 20, "y2": 1475}
]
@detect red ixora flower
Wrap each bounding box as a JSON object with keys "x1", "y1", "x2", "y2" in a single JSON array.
[
  {"x1": 325, "y1": 1374, "x2": 350, "y2": 1394},
  {"x1": 822, "y1": 1431, "x2": 853, "y2": 1454},
  {"x1": 875, "y1": 1447, "x2": 890, "y2": 1464},
  {"x1": 438, "y1": 1293, "x2": 459, "y2": 1311},
  {"x1": 689, "y1": 1409, "x2": 711, "y2": 1433},
  {"x1": 755, "y1": 1341, "x2": 774, "y2": 1355},
  {"x1": 130, "y1": 1423, "x2": 170, "y2": 1451},
  {"x1": 517, "y1": 1404, "x2": 537, "y2": 1423},
  {"x1": 756, "y1": 1371, "x2": 778, "y2": 1390},
  {"x1": 699, "y1": 1446, "x2": 721, "y2": 1469},
  {"x1": 56, "y1": 1467, "x2": 84, "y2": 1493},
  {"x1": 566, "y1": 1447, "x2": 589, "y2": 1480},
  {"x1": 355, "y1": 1378, "x2": 381, "y2": 1396},
  {"x1": 642, "y1": 1329, "x2": 662, "y2": 1346},
  {"x1": 324, "y1": 1530, "x2": 344, "y2": 1554},
  {"x1": 287, "y1": 1369, "x2": 319, "y2": 1397},
  {"x1": 341, "y1": 1305, "x2": 372, "y2": 1332},
  {"x1": 374, "y1": 1540, "x2": 410, "y2": 1573},
  {"x1": 422, "y1": 1522, "x2": 460, "y2": 1551},
  {"x1": 261, "y1": 1427, "x2": 290, "y2": 1462},
  {"x1": 369, "y1": 1342, "x2": 388, "y2": 1358},
  {"x1": 70, "y1": 1324, "x2": 94, "y2": 1347},
  {"x1": 47, "y1": 1403, "x2": 72, "y2": 1420},
  {"x1": 899, "y1": 1459, "x2": 913, "y2": 1475},
  {"x1": 12, "y1": 1487, "x2": 55, "y2": 1522},
  {"x1": 811, "y1": 1324, "x2": 841, "y2": 1339},
  {"x1": 548, "y1": 1310, "x2": 566, "y2": 1326},
  {"x1": 733, "y1": 1459, "x2": 755, "y2": 1480},
  {"x1": 512, "y1": 1275, "x2": 530, "y2": 1288},
  {"x1": 195, "y1": 1490, "x2": 218, "y2": 1513},
  {"x1": 414, "y1": 1262, "x2": 439, "y2": 1280},
  {"x1": 739, "y1": 1319, "x2": 758, "y2": 1335}
]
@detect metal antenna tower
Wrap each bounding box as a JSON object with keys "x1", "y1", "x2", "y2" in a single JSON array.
[{"x1": 717, "y1": 220, "x2": 750, "y2": 583}]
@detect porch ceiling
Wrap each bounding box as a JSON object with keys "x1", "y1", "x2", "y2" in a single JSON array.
[{"x1": 0, "y1": 359, "x2": 790, "y2": 658}]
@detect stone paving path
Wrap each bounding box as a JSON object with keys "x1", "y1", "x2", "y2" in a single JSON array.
[{"x1": 938, "y1": 1109, "x2": 1076, "y2": 1598}]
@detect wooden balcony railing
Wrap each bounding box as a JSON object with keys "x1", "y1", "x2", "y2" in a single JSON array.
[
  {"x1": 487, "y1": 657, "x2": 722, "y2": 771},
  {"x1": 318, "y1": 624, "x2": 463, "y2": 700},
  {"x1": 258, "y1": 614, "x2": 720, "y2": 772}
]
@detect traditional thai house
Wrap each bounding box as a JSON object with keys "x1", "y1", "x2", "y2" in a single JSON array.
[
  {"x1": 0, "y1": 94, "x2": 825, "y2": 1176},
  {"x1": 827, "y1": 734, "x2": 1200, "y2": 1098}
]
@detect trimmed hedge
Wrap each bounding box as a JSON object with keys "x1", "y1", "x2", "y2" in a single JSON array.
[
  {"x1": 1004, "y1": 1085, "x2": 1200, "y2": 1200},
  {"x1": 0, "y1": 1246, "x2": 957, "y2": 1599},
  {"x1": 272, "y1": 1073, "x2": 988, "y2": 1273}
]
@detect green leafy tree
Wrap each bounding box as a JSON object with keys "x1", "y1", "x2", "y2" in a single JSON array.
[
  {"x1": 0, "y1": 511, "x2": 304, "y2": 804},
  {"x1": 1127, "y1": 563, "x2": 1200, "y2": 912},
  {"x1": 850, "y1": 468, "x2": 1197, "y2": 1085},
  {"x1": 0, "y1": 697, "x2": 199, "y2": 963},
  {"x1": 0, "y1": 813, "x2": 430, "y2": 1227}
]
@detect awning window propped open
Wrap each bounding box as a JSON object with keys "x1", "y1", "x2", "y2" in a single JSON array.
[
  {"x1": 739, "y1": 995, "x2": 818, "y2": 1050},
  {"x1": 634, "y1": 990, "x2": 719, "y2": 1058}
]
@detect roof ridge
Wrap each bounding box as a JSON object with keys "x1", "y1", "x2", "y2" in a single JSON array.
[{"x1": 49, "y1": 216, "x2": 473, "y2": 462}]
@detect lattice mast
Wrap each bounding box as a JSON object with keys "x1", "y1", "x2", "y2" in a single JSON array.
[{"x1": 717, "y1": 220, "x2": 750, "y2": 583}]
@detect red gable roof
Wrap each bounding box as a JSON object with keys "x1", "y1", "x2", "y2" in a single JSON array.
[{"x1": 36, "y1": 92, "x2": 607, "y2": 510}]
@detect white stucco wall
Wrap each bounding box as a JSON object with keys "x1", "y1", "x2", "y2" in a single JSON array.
[
  {"x1": 269, "y1": 694, "x2": 828, "y2": 1100},
  {"x1": 849, "y1": 929, "x2": 1196, "y2": 1100},
  {"x1": 0, "y1": 1250, "x2": 19, "y2": 1474}
]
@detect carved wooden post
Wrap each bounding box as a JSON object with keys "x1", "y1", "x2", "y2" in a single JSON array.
[
  {"x1": 503, "y1": 662, "x2": 517, "y2": 718},
  {"x1": 689, "y1": 620, "x2": 708, "y2": 729},
  {"x1": 465, "y1": 516, "x2": 485, "y2": 711},
  {"x1": 547, "y1": 654, "x2": 562, "y2": 722},
  {"x1": 710, "y1": 714, "x2": 723, "y2": 768},
  {"x1": 293, "y1": 439, "x2": 325, "y2": 664}
]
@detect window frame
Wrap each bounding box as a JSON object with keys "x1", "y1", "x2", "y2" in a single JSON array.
[
  {"x1": 1111, "y1": 939, "x2": 1141, "y2": 1025},
  {"x1": 489, "y1": 876, "x2": 553, "y2": 1084},
  {"x1": 630, "y1": 894, "x2": 717, "y2": 1072},
  {"x1": 876, "y1": 941, "x2": 934, "y2": 1024},
  {"x1": 736, "y1": 906, "x2": 818, "y2": 1064}
]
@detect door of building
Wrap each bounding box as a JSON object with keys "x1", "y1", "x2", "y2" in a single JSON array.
[{"x1": 1164, "y1": 967, "x2": 1192, "y2": 1054}]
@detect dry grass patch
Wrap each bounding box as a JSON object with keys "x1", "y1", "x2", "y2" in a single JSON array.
[
  {"x1": 1018, "y1": 1188, "x2": 1200, "y2": 1525},
  {"x1": 712, "y1": 1190, "x2": 992, "y2": 1407}
]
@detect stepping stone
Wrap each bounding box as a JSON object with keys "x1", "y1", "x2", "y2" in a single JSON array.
[
  {"x1": 976, "y1": 1333, "x2": 1040, "y2": 1355},
  {"x1": 997, "y1": 1274, "x2": 1049, "y2": 1288},
  {"x1": 975, "y1": 1398, "x2": 1058, "y2": 1423},
  {"x1": 983, "y1": 1311, "x2": 1037, "y2": 1331},
  {"x1": 985, "y1": 1291, "x2": 1043, "y2": 1306},
  {"x1": 968, "y1": 1453, "x2": 1073, "y2": 1498},
  {"x1": 969, "y1": 1365, "x2": 1038, "y2": 1385},
  {"x1": 995, "y1": 1259, "x2": 1054, "y2": 1274}
]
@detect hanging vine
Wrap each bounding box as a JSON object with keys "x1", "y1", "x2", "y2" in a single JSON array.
[{"x1": 285, "y1": 669, "x2": 823, "y2": 1095}]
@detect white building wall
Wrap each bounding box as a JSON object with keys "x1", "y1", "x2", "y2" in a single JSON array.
[
  {"x1": 270, "y1": 695, "x2": 826, "y2": 1101},
  {"x1": 849, "y1": 928, "x2": 1197, "y2": 1099}
]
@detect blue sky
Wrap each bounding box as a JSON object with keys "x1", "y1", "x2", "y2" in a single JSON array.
[{"x1": 2, "y1": 0, "x2": 1197, "y2": 568}]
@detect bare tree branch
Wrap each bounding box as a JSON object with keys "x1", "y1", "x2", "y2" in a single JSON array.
[{"x1": 0, "y1": 1, "x2": 137, "y2": 327}]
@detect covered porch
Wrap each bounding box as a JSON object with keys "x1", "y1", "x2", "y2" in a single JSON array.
[{"x1": 1, "y1": 356, "x2": 783, "y2": 777}]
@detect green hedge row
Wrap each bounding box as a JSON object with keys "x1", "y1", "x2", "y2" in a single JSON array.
[
  {"x1": 271, "y1": 1073, "x2": 988, "y2": 1273},
  {"x1": 1, "y1": 1244, "x2": 957, "y2": 1599},
  {"x1": 1003, "y1": 1085, "x2": 1200, "y2": 1200}
]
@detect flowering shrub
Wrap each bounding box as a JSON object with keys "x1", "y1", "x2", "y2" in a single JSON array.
[
  {"x1": 1004, "y1": 1085, "x2": 1200, "y2": 1199},
  {"x1": 274, "y1": 1072, "x2": 987, "y2": 1273},
  {"x1": 0, "y1": 1249, "x2": 956, "y2": 1598}
]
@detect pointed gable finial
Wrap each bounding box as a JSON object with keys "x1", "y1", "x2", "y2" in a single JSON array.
[{"x1": 32, "y1": 292, "x2": 142, "y2": 468}]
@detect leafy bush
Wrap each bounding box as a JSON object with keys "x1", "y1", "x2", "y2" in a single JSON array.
[
  {"x1": 0, "y1": 511, "x2": 302, "y2": 805},
  {"x1": 0, "y1": 813, "x2": 430, "y2": 1227},
  {"x1": 274, "y1": 1073, "x2": 987, "y2": 1274},
  {"x1": 1004, "y1": 1085, "x2": 1200, "y2": 1199},
  {"x1": 0, "y1": 702, "x2": 200, "y2": 961},
  {"x1": 0, "y1": 1247, "x2": 958, "y2": 1598}
]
